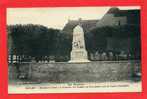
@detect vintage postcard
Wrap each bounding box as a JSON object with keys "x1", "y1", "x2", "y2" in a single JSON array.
[{"x1": 7, "y1": 6, "x2": 141, "y2": 93}]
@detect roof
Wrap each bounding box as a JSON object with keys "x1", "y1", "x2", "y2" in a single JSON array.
[
  {"x1": 62, "y1": 7, "x2": 140, "y2": 35},
  {"x1": 62, "y1": 19, "x2": 99, "y2": 35},
  {"x1": 107, "y1": 7, "x2": 140, "y2": 17},
  {"x1": 107, "y1": 8, "x2": 140, "y2": 25}
]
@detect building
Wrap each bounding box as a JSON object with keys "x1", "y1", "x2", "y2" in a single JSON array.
[
  {"x1": 63, "y1": 7, "x2": 140, "y2": 33},
  {"x1": 62, "y1": 7, "x2": 141, "y2": 60},
  {"x1": 96, "y1": 7, "x2": 140, "y2": 27}
]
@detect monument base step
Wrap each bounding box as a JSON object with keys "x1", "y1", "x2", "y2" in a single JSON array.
[{"x1": 68, "y1": 59, "x2": 90, "y2": 63}]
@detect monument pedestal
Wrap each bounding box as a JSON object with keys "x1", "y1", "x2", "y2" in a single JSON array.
[{"x1": 69, "y1": 49, "x2": 90, "y2": 63}]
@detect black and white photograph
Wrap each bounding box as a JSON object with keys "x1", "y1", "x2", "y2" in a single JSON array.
[{"x1": 7, "y1": 6, "x2": 141, "y2": 93}]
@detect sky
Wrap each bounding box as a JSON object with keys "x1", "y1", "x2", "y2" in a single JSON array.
[{"x1": 7, "y1": 6, "x2": 140, "y2": 30}]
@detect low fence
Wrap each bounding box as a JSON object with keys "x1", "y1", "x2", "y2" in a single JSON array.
[{"x1": 8, "y1": 52, "x2": 139, "y2": 64}]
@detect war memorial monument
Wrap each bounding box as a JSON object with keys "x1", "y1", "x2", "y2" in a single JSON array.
[{"x1": 69, "y1": 20, "x2": 90, "y2": 63}]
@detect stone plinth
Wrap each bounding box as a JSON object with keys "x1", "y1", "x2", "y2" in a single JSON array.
[{"x1": 69, "y1": 49, "x2": 90, "y2": 63}]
